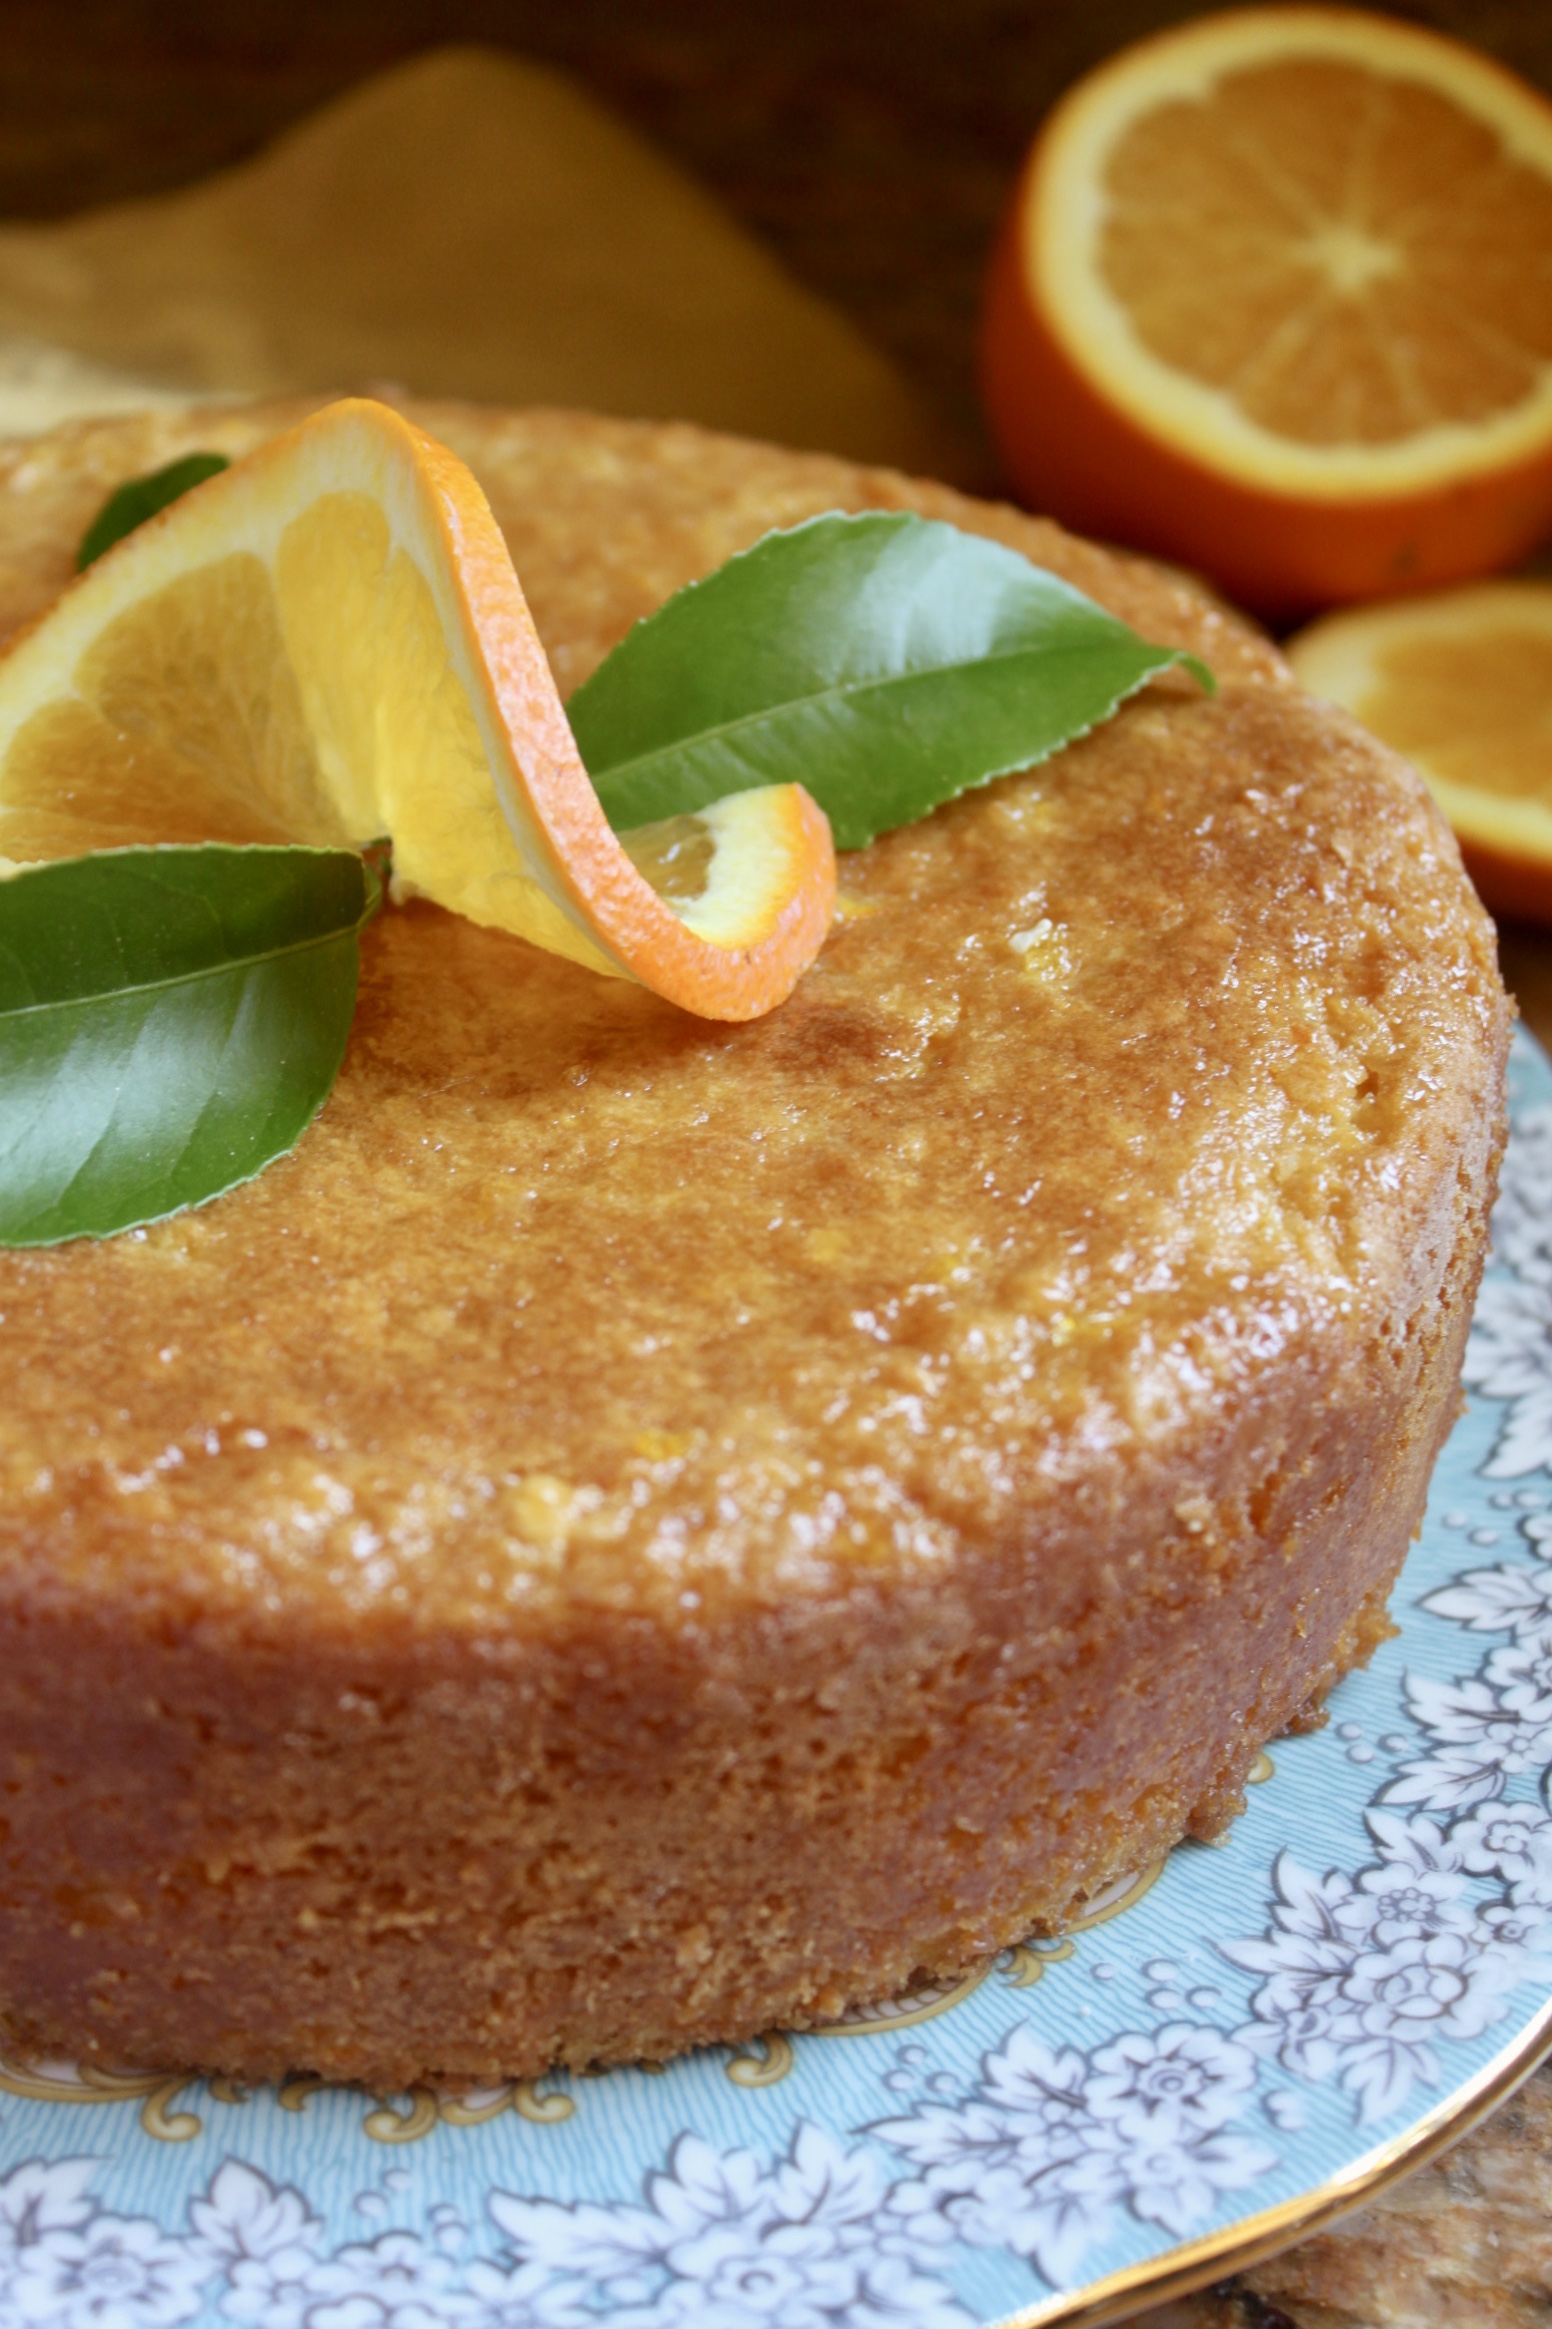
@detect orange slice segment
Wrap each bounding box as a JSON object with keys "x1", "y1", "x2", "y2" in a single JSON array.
[
  {"x1": 982, "y1": 7, "x2": 1552, "y2": 615},
  {"x1": 1288, "y1": 580, "x2": 1552, "y2": 920},
  {"x1": 0, "y1": 397, "x2": 835, "y2": 1021}
]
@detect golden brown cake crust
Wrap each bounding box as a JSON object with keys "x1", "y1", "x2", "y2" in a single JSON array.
[{"x1": 0, "y1": 400, "x2": 1510, "y2": 2085}]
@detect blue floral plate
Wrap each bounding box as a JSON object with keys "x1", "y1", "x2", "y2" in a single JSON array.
[{"x1": 6, "y1": 1032, "x2": 1552, "y2": 2329}]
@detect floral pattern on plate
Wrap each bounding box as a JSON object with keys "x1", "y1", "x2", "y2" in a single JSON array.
[{"x1": 5, "y1": 1032, "x2": 1552, "y2": 2329}]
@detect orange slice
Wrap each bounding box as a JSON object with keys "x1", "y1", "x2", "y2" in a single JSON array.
[
  {"x1": 982, "y1": 7, "x2": 1552, "y2": 618},
  {"x1": 1288, "y1": 580, "x2": 1552, "y2": 919},
  {"x1": 0, "y1": 398, "x2": 835, "y2": 1021}
]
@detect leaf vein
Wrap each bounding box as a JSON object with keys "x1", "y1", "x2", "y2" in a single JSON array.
[
  {"x1": 587, "y1": 641, "x2": 1186, "y2": 790},
  {"x1": 0, "y1": 920, "x2": 358, "y2": 1026}
]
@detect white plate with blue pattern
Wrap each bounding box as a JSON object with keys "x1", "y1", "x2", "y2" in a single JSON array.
[{"x1": 5, "y1": 1031, "x2": 1552, "y2": 2329}]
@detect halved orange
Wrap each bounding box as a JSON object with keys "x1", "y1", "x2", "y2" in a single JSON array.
[
  {"x1": 1288, "y1": 580, "x2": 1552, "y2": 920},
  {"x1": 0, "y1": 398, "x2": 835, "y2": 1021},
  {"x1": 982, "y1": 7, "x2": 1552, "y2": 619}
]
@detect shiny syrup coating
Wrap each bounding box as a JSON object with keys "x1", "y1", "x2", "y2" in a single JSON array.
[
  {"x1": 0, "y1": 403, "x2": 1510, "y2": 2086},
  {"x1": 0, "y1": 402, "x2": 1497, "y2": 1632}
]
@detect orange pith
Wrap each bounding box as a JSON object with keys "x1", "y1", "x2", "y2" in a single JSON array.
[
  {"x1": 0, "y1": 399, "x2": 837, "y2": 1022},
  {"x1": 982, "y1": 7, "x2": 1552, "y2": 618},
  {"x1": 1288, "y1": 580, "x2": 1552, "y2": 921}
]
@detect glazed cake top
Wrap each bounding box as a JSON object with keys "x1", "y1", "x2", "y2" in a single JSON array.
[{"x1": 0, "y1": 402, "x2": 1508, "y2": 1638}]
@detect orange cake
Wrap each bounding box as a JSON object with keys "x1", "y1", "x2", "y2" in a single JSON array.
[{"x1": 0, "y1": 400, "x2": 1511, "y2": 2087}]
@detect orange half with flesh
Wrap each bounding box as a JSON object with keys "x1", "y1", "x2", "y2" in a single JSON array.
[
  {"x1": 983, "y1": 7, "x2": 1552, "y2": 618},
  {"x1": 1289, "y1": 579, "x2": 1552, "y2": 921}
]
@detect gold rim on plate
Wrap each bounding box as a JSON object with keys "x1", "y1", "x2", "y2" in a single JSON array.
[{"x1": 991, "y1": 1993, "x2": 1552, "y2": 2328}]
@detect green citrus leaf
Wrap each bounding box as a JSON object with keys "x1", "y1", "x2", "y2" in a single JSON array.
[
  {"x1": 76, "y1": 451, "x2": 231, "y2": 570},
  {"x1": 0, "y1": 844, "x2": 373, "y2": 1246},
  {"x1": 570, "y1": 511, "x2": 1214, "y2": 852}
]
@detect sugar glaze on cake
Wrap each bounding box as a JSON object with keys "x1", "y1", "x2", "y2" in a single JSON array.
[{"x1": 0, "y1": 401, "x2": 1510, "y2": 2086}]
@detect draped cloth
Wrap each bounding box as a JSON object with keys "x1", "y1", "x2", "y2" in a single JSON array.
[{"x1": 0, "y1": 44, "x2": 961, "y2": 476}]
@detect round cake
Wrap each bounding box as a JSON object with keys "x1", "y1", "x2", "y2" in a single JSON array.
[{"x1": 0, "y1": 399, "x2": 1510, "y2": 2088}]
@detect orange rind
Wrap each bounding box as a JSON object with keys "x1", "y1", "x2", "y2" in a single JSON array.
[
  {"x1": 1289, "y1": 578, "x2": 1552, "y2": 921},
  {"x1": 982, "y1": 7, "x2": 1552, "y2": 618},
  {"x1": 0, "y1": 398, "x2": 836, "y2": 1020}
]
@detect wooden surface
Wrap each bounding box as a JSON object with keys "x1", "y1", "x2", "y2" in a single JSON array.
[
  {"x1": 1500, "y1": 924, "x2": 1552, "y2": 1055},
  {"x1": 2, "y1": 3, "x2": 1550, "y2": 2317}
]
